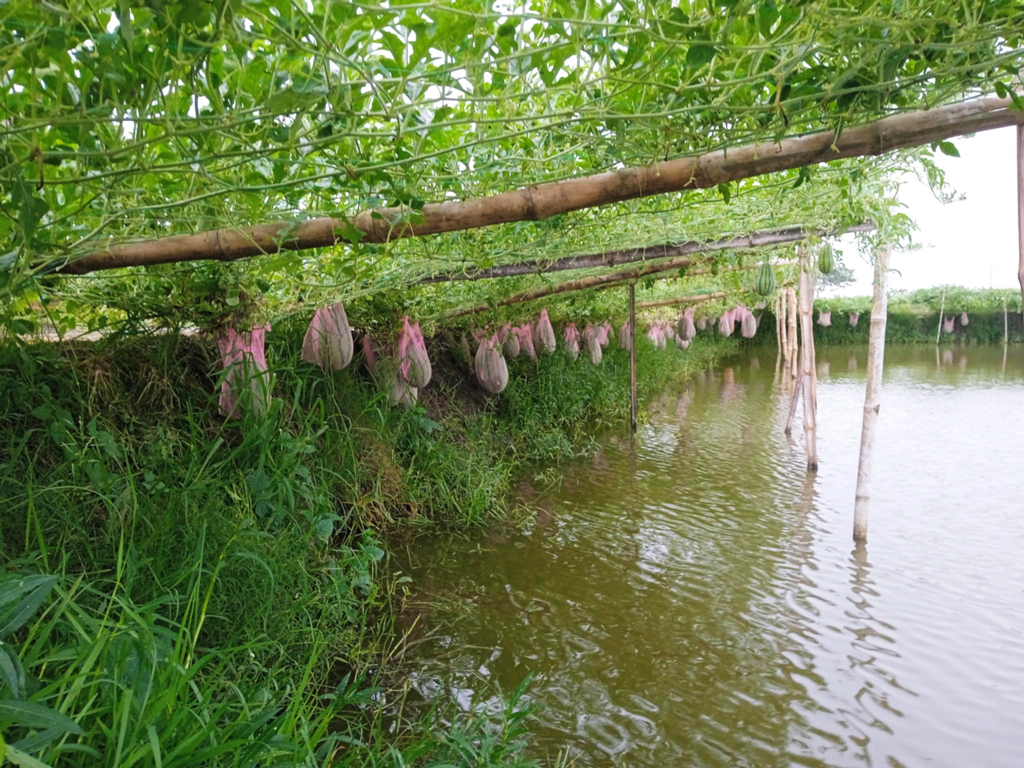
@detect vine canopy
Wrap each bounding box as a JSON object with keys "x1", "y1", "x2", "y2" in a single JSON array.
[{"x1": 2, "y1": 0, "x2": 1022, "y2": 325}]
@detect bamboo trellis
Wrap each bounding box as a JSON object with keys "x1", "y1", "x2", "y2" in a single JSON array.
[{"x1": 54, "y1": 94, "x2": 1023, "y2": 275}]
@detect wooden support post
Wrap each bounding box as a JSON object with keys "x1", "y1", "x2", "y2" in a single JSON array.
[
  {"x1": 936, "y1": 287, "x2": 946, "y2": 344},
  {"x1": 797, "y1": 248, "x2": 818, "y2": 471},
  {"x1": 775, "y1": 292, "x2": 784, "y2": 377},
  {"x1": 853, "y1": 244, "x2": 892, "y2": 542},
  {"x1": 1017, "y1": 125, "x2": 1024, "y2": 316},
  {"x1": 629, "y1": 283, "x2": 638, "y2": 435},
  {"x1": 787, "y1": 287, "x2": 799, "y2": 375},
  {"x1": 785, "y1": 369, "x2": 803, "y2": 436},
  {"x1": 776, "y1": 292, "x2": 785, "y2": 356}
]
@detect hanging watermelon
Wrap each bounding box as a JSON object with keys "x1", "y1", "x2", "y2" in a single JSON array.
[
  {"x1": 218, "y1": 324, "x2": 272, "y2": 419},
  {"x1": 756, "y1": 262, "x2": 776, "y2": 296},
  {"x1": 618, "y1": 322, "x2": 632, "y2": 351},
  {"x1": 817, "y1": 311, "x2": 832, "y2": 327},
  {"x1": 943, "y1": 316, "x2": 955, "y2": 334},
  {"x1": 534, "y1": 309, "x2": 556, "y2": 354},
  {"x1": 515, "y1": 324, "x2": 537, "y2": 360},
  {"x1": 564, "y1": 322, "x2": 580, "y2": 360},
  {"x1": 960, "y1": 312, "x2": 969, "y2": 326},
  {"x1": 301, "y1": 301, "x2": 353, "y2": 371},
  {"x1": 718, "y1": 309, "x2": 736, "y2": 337},
  {"x1": 396, "y1": 316, "x2": 432, "y2": 388},
  {"x1": 584, "y1": 325, "x2": 603, "y2": 365},
  {"x1": 475, "y1": 334, "x2": 509, "y2": 394},
  {"x1": 818, "y1": 244, "x2": 834, "y2": 275},
  {"x1": 677, "y1": 307, "x2": 696, "y2": 341},
  {"x1": 849, "y1": 312, "x2": 860, "y2": 328},
  {"x1": 736, "y1": 307, "x2": 756, "y2": 338},
  {"x1": 499, "y1": 324, "x2": 520, "y2": 358},
  {"x1": 695, "y1": 316, "x2": 708, "y2": 331}
]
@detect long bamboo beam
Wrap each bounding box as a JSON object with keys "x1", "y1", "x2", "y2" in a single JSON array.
[
  {"x1": 445, "y1": 254, "x2": 794, "y2": 319},
  {"x1": 58, "y1": 93, "x2": 1024, "y2": 275},
  {"x1": 637, "y1": 291, "x2": 727, "y2": 309},
  {"x1": 420, "y1": 224, "x2": 873, "y2": 283}
]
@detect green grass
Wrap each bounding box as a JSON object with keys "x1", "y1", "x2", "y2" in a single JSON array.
[{"x1": 0, "y1": 327, "x2": 727, "y2": 766}]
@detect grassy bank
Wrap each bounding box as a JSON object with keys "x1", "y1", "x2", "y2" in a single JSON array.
[{"x1": 0, "y1": 328, "x2": 729, "y2": 766}]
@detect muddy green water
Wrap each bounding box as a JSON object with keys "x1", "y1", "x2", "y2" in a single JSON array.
[{"x1": 400, "y1": 345, "x2": 1024, "y2": 767}]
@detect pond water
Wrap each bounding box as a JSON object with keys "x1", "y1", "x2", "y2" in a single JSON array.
[{"x1": 399, "y1": 345, "x2": 1024, "y2": 767}]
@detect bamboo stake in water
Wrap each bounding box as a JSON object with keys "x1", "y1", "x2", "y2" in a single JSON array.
[
  {"x1": 785, "y1": 369, "x2": 803, "y2": 436},
  {"x1": 797, "y1": 247, "x2": 818, "y2": 471},
  {"x1": 936, "y1": 286, "x2": 946, "y2": 345},
  {"x1": 853, "y1": 244, "x2": 892, "y2": 542},
  {"x1": 629, "y1": 283, "x2": 638, "y2": 435},
  {"x1": 775, "y1": 292, "x2": 784, "y2": 374},
  {"x1": 787, "y1": 287, "x2": 799, "y2": 375},
  {"x1": 1004, "y1": 298, "x2": 1009, "y2": 345}
]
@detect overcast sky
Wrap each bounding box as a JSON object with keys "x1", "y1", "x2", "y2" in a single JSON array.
[{"x1": 830, "y1": 126, "x2": 1019, "y2": 297}]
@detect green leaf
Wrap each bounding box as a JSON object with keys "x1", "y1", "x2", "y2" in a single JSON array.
[
  {"x1": 0, "y1": 644, "x2": 26, "y2": 698},
  {"x1": 117, "y1": 0, "x2": 133, "y2": 46},
  {"x1": 718, "y1": 182, "x2": 731, "y2": 204},
  {"x1": 0, "y1": 700, "x2": 83, "y2": 735},
  {"x1": 333, "y1": 220, "x2": 366, "y2": 245},
  {"x1": 147, "y1": 724, "x2": 163, "y2": 768},
  {"x1": 418, "y1": 417, "x2": 441, "y2": 434},
  {"x1": 0, "y1": 575, "x2": 57, "y2": 639},
  {"x1": 936, "y1": 141, "x2": 959, "y2": 158},
  {"x1": 685, "y1": 40, "x2": 716, "y2": 69},
  {"x1": 3, "y1": 744, "x2": 52, "y2": 768},
  {"x1": 11, "y1": 726, "x2": 64, "y2": 753}
]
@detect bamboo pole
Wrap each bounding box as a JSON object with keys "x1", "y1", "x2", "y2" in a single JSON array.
[
  {"x1": 446, "y1": 256, "x2": 794, "y2": 318},
  {"x1": 785, "y1": 369, "x2": 803, "y2": 436},
  {"x1": 595, "y1": 260, "x2": 796, "y2": 299},
  {"x1": 1004, "y1": 298, "x2": 1009, "y2": 344},
  {"x1": 1017, "y1": 125, "x2": 1024, "y2": 316},
  {"x1": 797, "y1": 247, "x2": 818, "y2": 471},
  {"x1": 421, "y1": 224, "x2": 872, "y2": 283},
  {"x1": 776, "y1": 292, "x2": 784, "y2": 354},
  {"x1": 936, "y1": 286, "x2": 946, "y2": 344},
  {"x1": 56, "y1": 93, "x2": 1024, "y2": 275},
  {"x1": 853, "y1": 244, "x2": 892, "y2": 542},
  {"x1": 629, "y1": 284, "x2": 638, "y2": 436},
  {"x1": 787, "y1": 287, "x2": 799, "y2": 375},
  {"x1": 637, "y1": 291, "x2": 727, "y2": 310}
]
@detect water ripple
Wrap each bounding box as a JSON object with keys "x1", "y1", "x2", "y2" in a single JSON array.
[{"x1": 399, "y1": 345, "x2": 1024, "y2": 767}]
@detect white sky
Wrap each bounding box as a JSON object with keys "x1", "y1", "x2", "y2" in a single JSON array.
[{"x1": 830, "y1": 126, "x2": 1019, "y2": 297}]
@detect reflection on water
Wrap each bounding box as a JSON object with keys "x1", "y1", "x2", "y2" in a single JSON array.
[{"x1": 400, "y1": 346, "x2": 1024, "y2": 767}]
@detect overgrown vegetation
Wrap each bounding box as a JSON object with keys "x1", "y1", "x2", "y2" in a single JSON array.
[
  {"x1": 808, "y1": 287, "x2": 1024, "y2": 344},
  {"x1": 0, "y1": 328, "x2": 726, "y2": 765}
]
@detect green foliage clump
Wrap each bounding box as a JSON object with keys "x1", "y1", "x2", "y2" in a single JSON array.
[{"x1": 0, "y1": 326, "x2": 726, "y2": 765}]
